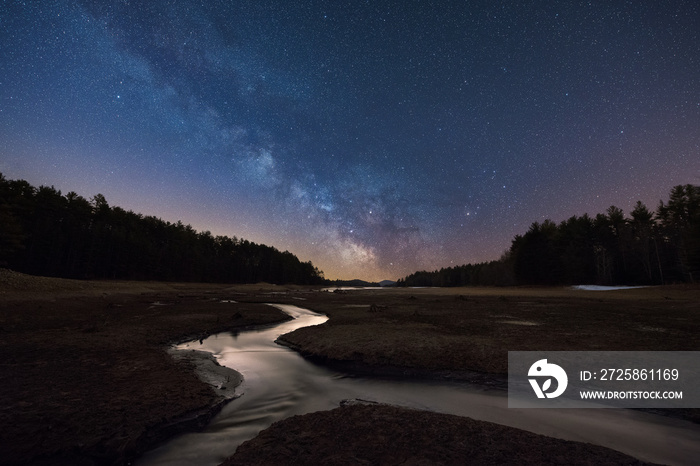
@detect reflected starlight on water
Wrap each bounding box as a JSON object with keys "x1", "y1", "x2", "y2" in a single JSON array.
[{"x1": 138, "y1": 305, "x2": 700, "y2": 466}]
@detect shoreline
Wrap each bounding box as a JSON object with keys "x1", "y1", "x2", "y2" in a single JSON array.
[
  {"x1": 0, "y1": 272, "x2": 297, "y2": 465},
  {"x1": 276, "y1": 336, "x2": 510, "y2": 389},
  {"x1": 224, "y1": 403, "x2": 665, "y2": 466},
  {"x1": 276, "y1": 336, "x2": 698, "y2": 426},
  {"x1": 146, "y1": 298, "x2": 700, "y2": 466},
  {"x1": 168, "y1": 348, "x2": 244, "y2": 401}
]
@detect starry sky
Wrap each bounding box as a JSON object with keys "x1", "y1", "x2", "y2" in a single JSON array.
[{"x1": 1, "y1": 1, "x2": 699, "y2": 281}]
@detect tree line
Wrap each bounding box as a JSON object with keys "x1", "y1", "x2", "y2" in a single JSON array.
[
  {"x1": 398, "y1": 184, "x2": 700, "y2": 287},
  {"x1": 0, "y1": 173, "x2": 325, "y2": 285}
]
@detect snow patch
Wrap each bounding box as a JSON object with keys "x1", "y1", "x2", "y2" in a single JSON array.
[{"x1": 571, "y1": 285, "x2": 649, "y2": 291}]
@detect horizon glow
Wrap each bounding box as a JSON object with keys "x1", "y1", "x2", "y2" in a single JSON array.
[{"x1": 1, "y1": 1, "x2": 699, "y2": 281}]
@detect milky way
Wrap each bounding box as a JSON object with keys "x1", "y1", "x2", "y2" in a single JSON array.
[{"x1": 2, "y1": 1, "x2": 699, "y2": 281}]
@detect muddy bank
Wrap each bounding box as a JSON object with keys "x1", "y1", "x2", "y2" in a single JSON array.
[
  {"x1": 276, "y1": 337, "x2": 509, "y2": 388},
  {"x1": 223, "y1": 404, "x2": 657, "y2": 465},
  {"x1": 0, "y1": 271, "x2": 299, "y2": 465},
  {"x1": 3, "y1": 273, "x2": 699, "y2": 463},
  {"x1": 276, "y1": 286, "x2": 700, "y2": 424},
  {"x1": 279, "y1": 285, "x2": 700, "y2": 376},
  {"x1": 143, "y1": 303, "x2": 700, "y2": 466},
  {"x1": 167, "y1": 349, "x2": 243, "y2": 401}
]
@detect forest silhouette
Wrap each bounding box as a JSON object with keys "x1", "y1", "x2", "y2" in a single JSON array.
[
  {"x1": 398, "y1": 185, "x2": 699, "y2": 287},
  {"x1": 0, "y1": 173, "x2": 324, "y2": 285},
  {"x1": 1, "y1": 174, "x2": 698, "y2": 287}
]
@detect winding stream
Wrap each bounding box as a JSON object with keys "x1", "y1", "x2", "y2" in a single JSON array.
[{"x1": 138, "y1": 304, "x2": 700, "y2": 466}]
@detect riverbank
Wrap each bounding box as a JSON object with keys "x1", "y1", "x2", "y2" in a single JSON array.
[
  {"x1": 279, "y1": 285, "x2": 700, "y2": 375},
  {"x1": 168, "y1": 349, "x2": 242, "y2": 401},
  {"x1": 275, "y1": 285, "x2": 700, "y2": 427},
  {"x1": 224, "y1": 403, "x2": 657, "y2": 465},
  {"x1": 217, "y1": 285, "x2": 700, "y2": 465},
  {"x1": 3, "y1": 270, "x2": 699, "y2": 464},
  {"x1": 0, "y1": 270, "x2": 297, "y2": 465}
]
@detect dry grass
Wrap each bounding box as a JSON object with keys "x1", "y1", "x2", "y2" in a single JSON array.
[
  {"x1": 224, "y1": 404, "x2": 655, "y2": 466},
  {"x1": 1, "y1": 271, "x2": 698, "y2": 464},
  {"x1": 224, "y1": 285, "x2": 696, "y2": 465},
  {"x1": 280, "y1": 285, "x2": 700, "y2": 375},
  {"x1": 0, "y1": 271, "x2": 297, "y2": 465}
]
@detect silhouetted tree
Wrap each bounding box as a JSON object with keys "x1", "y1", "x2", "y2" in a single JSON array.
[
  {"x1": 0, "y1": 173, "x2": 324, "y2": 285},
  {"x1": 511, "y1": 219, "x2": 561, "y2": 284},
  {"x1": 629, "y1": 201, "x2": 656, "y2": 283},
  {"x1": 398, "y1": 184, "x2": 699, "y2": 287},
  {"x1": 657, "y1": 184, "x2": 700, "y2": 282}
]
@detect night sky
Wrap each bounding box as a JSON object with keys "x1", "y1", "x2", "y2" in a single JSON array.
[{"x1": 2, "y1": 1, "x2": 699, "y2": 281}]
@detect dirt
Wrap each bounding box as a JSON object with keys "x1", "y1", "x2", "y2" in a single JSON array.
[
  {"x1": 223, "y1": 403, "x2": 657, "y2": 465},
  {"x1": 0, "y1": 270, "x2": 299, "y2": 465},
  {"x1": 279, "y1": 285, "x2": 700, "y2": 376},
  {"x1": 274, "y1": 285, "x2": 700, "y2": 425}
]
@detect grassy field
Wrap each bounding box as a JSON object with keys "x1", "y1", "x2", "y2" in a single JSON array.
[
  {"x1": 0, "y1": 270, "x2": 293, "y2": 465},
  {"x1": 279, "y1": 285, "x2": 700, "y2": 376},
  {"x1": 1, "y1": 270, "x2": 698, "y2": 464}
]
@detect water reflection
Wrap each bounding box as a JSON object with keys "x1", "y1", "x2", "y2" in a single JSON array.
[{"x1": 138, "y1": 305, "x2": 700, "y2": 466}]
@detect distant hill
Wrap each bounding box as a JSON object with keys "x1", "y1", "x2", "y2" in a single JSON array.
[
  {"x1": 326, "y1": 279, "x2": 380, "y2": 287},
  {"x1": 324, "y1": 279, "x2": 396, "y2": 287}
]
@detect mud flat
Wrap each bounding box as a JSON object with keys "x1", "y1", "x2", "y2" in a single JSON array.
[
  {"x1": 224, "y1": 404, "x2": 658, "y2": 465},
  {"x1": 2, "y1": 269, "x2": 698, "y2": 464},
  {"x1": 167, "y1": 348, "x2": 243, "y2": 401},
  {"x1": 151, "y1": 304, "x2": 697, "y2": 466},
  {"x1": 0, "y1": 270, "x2": 298, "y2": 465},
  {"x1": 279, "y1": 285, "x2": 700, "y2": 384},
  {"x1": 224, "y1": 285, "x2": 700, "y2": 464},
  {"x1": 274, "y1": 286, "x2": 700, "y2": 432}
]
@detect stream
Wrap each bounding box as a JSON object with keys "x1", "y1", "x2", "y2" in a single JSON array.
[{"x1": 138, "y1": 304, "x2": 700, "y2": 466}]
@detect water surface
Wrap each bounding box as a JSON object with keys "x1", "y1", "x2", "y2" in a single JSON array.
[{"x1": 138, "y1": 304, "x2": 700, "y2": 466}]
